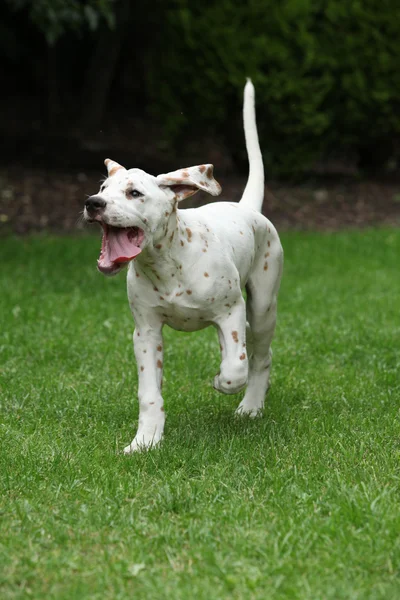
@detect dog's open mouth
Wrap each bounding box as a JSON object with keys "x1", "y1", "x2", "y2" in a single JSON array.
[{"x1": 97, "y1": 223, "x2": 144, "y2": 275}]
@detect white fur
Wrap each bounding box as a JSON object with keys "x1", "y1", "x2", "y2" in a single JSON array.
[
  {"x1": 241, "y1": 79, "x2": 265, "y2": 212},
  {"x1": 84, "y1": 80, "x2": 283, "y2": 452}
]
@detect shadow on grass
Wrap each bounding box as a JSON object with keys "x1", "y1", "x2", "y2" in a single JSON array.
[{"x1": 151, "y1": 386, "x2": 309, "y2": 454}]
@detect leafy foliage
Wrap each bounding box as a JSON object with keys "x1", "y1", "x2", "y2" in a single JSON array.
[
  {"x1": 2, "y1": 0, "x2": 400, "y2": 175},
  {"x1": 8, "y1": 0, "x2": 115, "y2": 44},
  {"x1": 146, "y1": 0, "x2": 400, "y2": 175}
]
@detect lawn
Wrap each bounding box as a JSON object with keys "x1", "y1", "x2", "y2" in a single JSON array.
[{"x1": 1, "y1": 228, "x2": 400, "y2": 599}]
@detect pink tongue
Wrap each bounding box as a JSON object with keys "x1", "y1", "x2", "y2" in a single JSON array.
[
  {"x1": 107, "y1": 228, "x2": 142, "y2": 263},
  {"x1": 99, "y1": 227, "x2": 142, "y2": 271}
]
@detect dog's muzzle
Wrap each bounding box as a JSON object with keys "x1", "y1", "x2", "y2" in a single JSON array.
[{"x1": 85, "y1": 195, "x2": 106, "y2": 218}]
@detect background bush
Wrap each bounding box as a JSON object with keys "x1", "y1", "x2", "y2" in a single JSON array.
[
  {"x1": 146, "y1": 0, "x2": 400, "y2": 174},
  {"x1": 2, "y1": 0, "x2": 400, "y2": 176}
]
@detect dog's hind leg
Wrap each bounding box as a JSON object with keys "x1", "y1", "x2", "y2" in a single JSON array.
[{"x1": 236, "y1": 251, "x2": 282, "y2": 417}]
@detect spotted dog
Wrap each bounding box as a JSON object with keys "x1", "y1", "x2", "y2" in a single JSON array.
[{"x1": 84, "y1": 80, "x2": 283, "y2": 453}]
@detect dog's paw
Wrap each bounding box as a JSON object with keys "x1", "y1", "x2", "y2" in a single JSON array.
[
  {"x1": 213, "y1": 374, "x2": 247, "y2": 395},
  {"x1": 213, "y1": 358, "x2": 248, "y2": 394},
  {"x1": 235, "y1": 404, "x2": 263, "y2": 418},
  {"x1": 235, "y1": 396, "x2": 264, "y2": 417},
  {"x1": 123, "y1": 433, "x2": 163, "y2": 454},
  {"x1": 213, "y1": 376, "x2": 248, "y2": 394}
]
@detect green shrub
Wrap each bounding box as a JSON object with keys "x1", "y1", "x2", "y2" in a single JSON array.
[{"x1": 146, "y1": 0, "x2": 400, "y2": 175}]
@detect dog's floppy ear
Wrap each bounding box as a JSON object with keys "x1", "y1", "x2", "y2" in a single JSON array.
[
  {"x1": 156, "y1": 164, "x2": 222, "y2": 201},
  {"x1": 104, "y1": 158, "x2": 126, "y2": 177}
]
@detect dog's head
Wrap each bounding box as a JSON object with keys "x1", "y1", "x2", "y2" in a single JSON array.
[{"x1": 84, "y1": 159, "x2": 221, "y2": 276}]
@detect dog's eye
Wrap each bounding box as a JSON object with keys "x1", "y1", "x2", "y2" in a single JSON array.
[
  {"x1": 100, "y1": 185, "x2": 105, "y2": 193},
  {"x1": 130, "y1": 190, "x2": 143, "y2": 198}
]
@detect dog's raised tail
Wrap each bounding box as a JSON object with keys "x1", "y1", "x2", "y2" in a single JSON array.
[{"x1": 239, "y1": 79, "x2": 264, "y2": 213}]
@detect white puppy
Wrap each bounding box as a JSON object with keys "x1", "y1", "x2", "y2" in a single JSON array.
[{"x1": 84, "y1": 80, "x2": 283, "y2": 453}]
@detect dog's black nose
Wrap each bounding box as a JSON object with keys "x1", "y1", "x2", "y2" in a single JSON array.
[{"x1": 85, "y1": 195, "x2": 106, "y2": 212}]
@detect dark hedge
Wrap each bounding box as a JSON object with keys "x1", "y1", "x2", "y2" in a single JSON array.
[{"x1": 146, "y1": 0, "x2": 400, "y2": 175}]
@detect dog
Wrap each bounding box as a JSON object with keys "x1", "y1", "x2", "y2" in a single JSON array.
[{"x1": 84, "y1": 80, "x2": 283, "y2": 453}]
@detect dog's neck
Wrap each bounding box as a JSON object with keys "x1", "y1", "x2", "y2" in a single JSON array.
[{"x1": 134, "y1": 205, "x2": 187, "y2": 286}]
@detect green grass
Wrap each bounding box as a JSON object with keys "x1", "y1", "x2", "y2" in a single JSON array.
[{"x1": 1, "y1": 228, "x2": 400, "y2": 599}]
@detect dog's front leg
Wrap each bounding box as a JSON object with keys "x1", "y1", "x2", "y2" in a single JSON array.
[{"x1": 123, "y1": 324, "x2": 165, "y2": 454}]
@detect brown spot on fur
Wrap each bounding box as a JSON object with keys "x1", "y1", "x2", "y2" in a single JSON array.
[
  {"x1": 155, "y1": 244, "x2": 162, "y2": 249},
  {"x1": 199, "y1": 165, "x2": 206, "y2": 173},
  {"x1": 211, "y1": 297, "x2": 215, "y2": 302},
  {"x1": 186, "y1": 289, "x2": 192, "y2": 295},
  {"x1": 140, "y1": 366, "x2": 144, "y2": 371},
  {"x1": 232, "y1": 331, "x2": 239, "y2": 343},
  {"x1": 176, "y1": 292, "x2": 183, "y2": 297},
  {"x1": 202, "y1": 248, "x2": 207, "y2": 253},
  {"x1": 182, "y1": 170, "x2": 189, "y2": 178},
  {"x1": 240, "y1": 231, "x2": 244, "y2": 235},
  {"x1": 169, "y1": 231, "x2": 175, "y2": 242},
  {"x1": 136, "y1": 272, "x2": 140, "y2": 277},
  {"x1": 206, "y1": 165, "x2": 213, "y2": 179},
  {"x1": 243, "y1": 343, "x2": 246, "y2": 348},
  {"x1": 137, "y1": 332, "x2": 140, "y2": 337},
  {"x1": 252, "y1": 225, "x2": 256, "y2": 233},
  {"x1": 220, "y1": 344, "x2": 223, "y2": 351},
  {"x1": 149, "y1": 402, "x2": 155, "y2": 405},
  {"x1": 153, "y1": 286, "x2": 158, "y2": 292},
  {"x1": 264, "y1": 262, "x2": 269, "y2": 271},
  {"x1": 204, "y1": 272, "x2": 209, "y2": 277},
  {"x1": 159, "y1": 296, "x2": 164, "y2": 300},
  {"x1": 227, "y1": 381, "x2": 231, "y2": 385},
  {"x1": 180, "y1": 240, "x2": 184, "y2": 247},
  {"x1": 161, "y1": 406, "x2": 165, "y2": 412},
  {"x1": 157, "y1": 360, "x2": 163, "y2": 369},
  {"x1": 225, "y1": 303, "x2": 230, "y2": 307},
  {"x1": 186, "y1": 227, "x2": 192, "y2": 241},
  {"x1": 268, "y1": 240, "x2": 271, "y2": 247},
  {"x1": 239, "y1": 353, "x2": 246, "y2": 361},
  {"x1": 165, "y1": 211, "x2": 169, "y2": 217},
  {"x1": 265, "y1": 252, "x2": 270, "y2": 258},
  {"x1": 157, "y1": 345, "x2": 162, "y2": 352}
]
